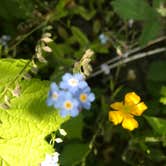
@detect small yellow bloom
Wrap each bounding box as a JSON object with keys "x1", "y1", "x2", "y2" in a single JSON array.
[{"x1": 108, "y1": 92, "x2": 147, "y2": 131}]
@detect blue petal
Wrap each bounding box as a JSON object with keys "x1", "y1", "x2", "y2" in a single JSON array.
[
  {"x1": 60, "y1": 109, "x2": 68, "y2": 117},
  {"x1": 82, "y1": 102, "x2": 90, "y2": 110},
  {"x1": 70, "y1": 109, "x2": 79, "y2": 117},
  {"x1": 46, "y1": 98, "x2": 53, "y2": 106},
  {"x1": 59, "y1": 81, "x2": 68, "y2": 89},
  {"x1": 62, "y1": 73, "x2": 72, "y2": 81},
  {"x1": 51, "y1": 82, "x2": 58, "y2": 91},
  {"x1": 89, "y1": 93, "x2": 95, "y2": 101},
  {"x1": 74, "y1": 73, "x2": 84, "y2": 80},
  {"x1": 79, "y1": 81, "x2": 88, "y2": 89}
]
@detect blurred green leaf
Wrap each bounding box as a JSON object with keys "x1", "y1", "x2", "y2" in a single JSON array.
[
  {"x1": 71, "y1": 26, "x2": 89, "y2": 46},
  {"x1": 112, "y1": 0, "x2": 156, "y2": 20},
  {"x1": 0, "y1": 0, "x2": 34, "y2": 20},
  {"x1": 148, "y1": 61, "x2": 166, "y2": 82},
  {"x1": 139, "y1": 21, "x2": 160, "y2": 45},
  {"x1": 62, "y1": 114, "x2": 84, "y2": 139},
  {"x1": 72, "y1": 6, "x2": 96, "y2": 20},
  {"x1": 93, "y1": 20, "x2": 101, "y2": 35},
  {"x1": 60, "y1": 142, "x2": 88, "y2": 166},
  {"x1": 145, "y1": 116, "x2": 166, "y2": 135},
  {"x1": 160, "y1": 86, "x2": 166, "y2": 105}
]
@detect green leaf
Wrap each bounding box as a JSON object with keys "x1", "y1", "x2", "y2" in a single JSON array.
[
  {"x1": 160, "y1": 86, "x2": 166, "y2": 105},
  {"x1": 72, "y1": 6, "x2": 96, "y2": 20},
  {"x1": 144, "y1": 116, "x2": 166, "y2": 135},
  {"x1": 60, "y1": 142, "x2": 88, "y2": 166},
  {"x1": 0, "y1": 59, "x2": 30, "y2": 87},
  {"x1": 112, "y1": 0, "x2": 156, "y2": 20},
  {"x1": 0, "y1": 59, "x2": 69, "y2": 165},
  {"x1": 71, "y1": 26, "x2": 89, "y2": 46},
  {"x1": 148, "y1": 61, "x2": 166, "y2": 82},
  {"x1": 0, "y1": 79, "x2": 68, "y2": 166},
  {"x1": 62, "y1": 114, "x2": 84, "y2": 139},
  {"x1": 0, "y1": 0, "x2": 34, "y2": 20},
  {"x1": 139, "y1": 21, "x2": 160, "y2": 45},
  {"x1": 50, "y1": 0, "x2": 69, "y2": 21}
]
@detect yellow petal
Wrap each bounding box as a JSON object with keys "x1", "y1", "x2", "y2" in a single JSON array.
[
  {"x1": 110, "y1": 102, "x2": 123, "y2": 110},
  {"x1": 130, "y1": 102, "x2": 148, "y2": 116},
  {"x1": 109, "y1": 111, "x2": 123, "y2": 125},
  {"x1": 124, "y1": 92, "x2": 140, "y2": 105},
  {"x1": 122, "y1": 116, "x2": 138, "y2": 131}
]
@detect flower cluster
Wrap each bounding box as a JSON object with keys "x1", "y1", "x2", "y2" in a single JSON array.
[
  {"x1": 109, "y1": 92, "x2": 147, "y2": 131},
  {"x1": 41, "y1": 152, "x2": 59, "y2": 166},
  {"x1": 46, "y1": 73, "x2": 95, "y2": 117}
]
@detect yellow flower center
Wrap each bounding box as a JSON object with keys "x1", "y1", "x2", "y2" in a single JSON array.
[
  {"x1": 68, "y1": 78, "x2": 78, "y2": 87},
  {"x1": 80, "y1": 93, "x2": 87, "y2": 102},
  {"x1": 52, "y1": 92, "x2": 58, "y2": 100},
  {"x1": 123, "y1": 105, "x2": 131, "y2": 113},
  {"x1": 64, "y1": 101, "x2": 73, "y2": 110}
]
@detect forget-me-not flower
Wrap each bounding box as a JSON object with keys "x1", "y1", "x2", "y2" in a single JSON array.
[
  {"x1": 76, "y1": 87, "x2": 95, "y2": 110},
  {"x1": 99, "y1": 33, "x2": 109, "y2": 44},
  {"x1": 46, "y1": 82, "x2": 61, "y2": 108},
  {"x1": 59, "y1": 73, "x2": 88, "y2": 94},
  {"x1": 58, "y1": 91, "x2": 79, "y2": 117}
]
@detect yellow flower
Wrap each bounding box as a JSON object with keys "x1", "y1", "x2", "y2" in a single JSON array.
[{"x1": 108, "y1": 92, "x2": 147, "y2": 131}]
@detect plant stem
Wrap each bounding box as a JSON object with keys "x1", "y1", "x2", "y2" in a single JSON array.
[{"x1": 90, "y1": 47, "x2": 166, "y2": 78}]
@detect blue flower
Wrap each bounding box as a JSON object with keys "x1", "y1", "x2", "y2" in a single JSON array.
[
  {"x1": 46, "y1": 82, "x2": 61, "y2": 108},
  {"x1": 58, "y1": 91, "x2": 79, "y2": 117},
  {"x1": 76, "y1": 87, "x2": 95, "y2": 110},
  {"x1": 59, "y1": 73, "x2": 88, "y2": 94},
  {"x1": 99, "y1": 34, "x2": 109, "y2": 44}
]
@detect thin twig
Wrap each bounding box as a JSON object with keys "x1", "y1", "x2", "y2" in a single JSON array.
[
  {"x1": 9, "y1": 22, "x2": 46, "y2": 52},
  {"x1": 95, "y1": 36, "x2": 166, "y2": 70},
  {"x1": 90, "y1": 47, "x2": 166, "y2": 78}
]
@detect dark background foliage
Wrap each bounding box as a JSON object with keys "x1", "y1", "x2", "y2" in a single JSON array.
[{"x1": 0, "y1": 0, "x2": 166, "y2": 165}]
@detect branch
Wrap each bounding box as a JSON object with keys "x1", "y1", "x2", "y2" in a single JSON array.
[{"x1": 90, "y1": 47, "x2": 166, "y2": 78}]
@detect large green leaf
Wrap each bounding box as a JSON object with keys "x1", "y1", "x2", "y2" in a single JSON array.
[
  {"x1": 0, "y1": 79, "x2": 68, "y2": 166},
  {"x1": 0, "y1": 59, "x2": 69, "y2": 165},
  {"x1": 0, "y1": 59, "x2": 30, "y2": 87}
]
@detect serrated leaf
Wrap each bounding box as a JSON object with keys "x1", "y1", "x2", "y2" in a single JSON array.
[
  {"x1": 71, "y1": 26, "x2": 89, "y2": 46},
  {"x1": 144, "y1": 116, "x2": 166, "y2": 135},
  {"x1": 60, "y1": 142, "x2": 88, "y2": 166},
  {"x1": 0, "y1": 59, "x2": 30, "y2": 86},
  {"x1": 0, "y1": 60, "x2": 69, "y2": 165},
  {"x1": 0, "y1": 79, "x2": 68, "y2": 166}
]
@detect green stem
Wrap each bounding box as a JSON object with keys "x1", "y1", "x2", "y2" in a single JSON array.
[{"x1": 9, "y1": 22, "x2": 46, "y2": 52}]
